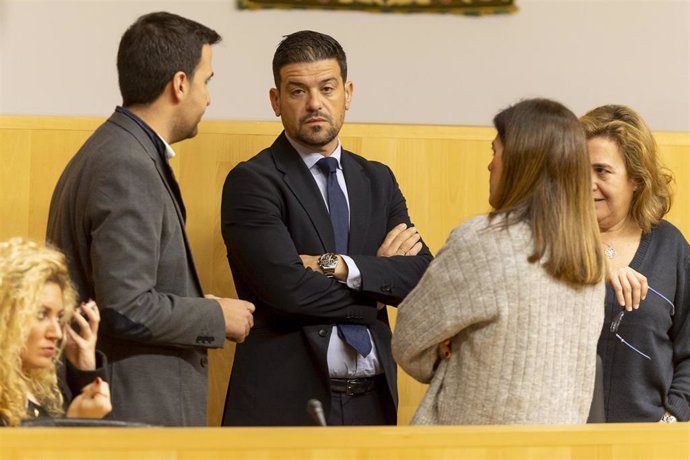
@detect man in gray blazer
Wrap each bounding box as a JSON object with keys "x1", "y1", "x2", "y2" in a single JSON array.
[{"x1": 46, "y1": 12, "x2": 255, "y2": 426}]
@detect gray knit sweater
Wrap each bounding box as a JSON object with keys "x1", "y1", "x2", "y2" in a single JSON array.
[{"x1": 392, "y1": 215, "x2": 605, "y2": 425}]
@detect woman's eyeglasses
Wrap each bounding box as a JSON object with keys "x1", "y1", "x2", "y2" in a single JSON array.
[{"x1": 609, "y1": 286, "x2": 675, "y2": 361}]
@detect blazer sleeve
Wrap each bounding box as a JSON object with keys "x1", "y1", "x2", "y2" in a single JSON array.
[
  {"x1": 86, "y1": 152, "x2": 225, "y2": 348},
  {"x1": 221, "y1": 162, "x2": 379, "y2": 325},
  {"x1": 350, "y1": 164, "x2": 432, "y2": 306},
  {"x1": 392, "y1": 223, "x2": 499, "y2": 383}
]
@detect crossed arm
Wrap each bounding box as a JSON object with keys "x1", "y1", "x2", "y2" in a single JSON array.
[
  {"x1": 300, "y1": 223, "x2": 423, "y2": 280},
  {"x1": 222, "y1": 161, "x2": 432, "y2": 322}
]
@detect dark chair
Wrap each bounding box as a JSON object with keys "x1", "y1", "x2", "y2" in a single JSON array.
[{"x1": 21, "y1": 418, "x2": 153, "y2": 427}]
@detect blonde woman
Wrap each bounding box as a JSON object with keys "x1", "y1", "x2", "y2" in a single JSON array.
[
  {"x1": 583, "y1": 105, "x2": 689, "y2": 423},
  {"x1": 393, "y1": 98, "x2": 606, "y2": 424},
  {"x1": 0, "y1": 238, "x2": 111, "y2": 426}
]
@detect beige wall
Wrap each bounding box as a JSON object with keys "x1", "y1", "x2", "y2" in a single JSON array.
[
  {"x1": 2, "y1": 116, "x2": 689, "y2": 425},
  {"x1": 0, "y1": 0, "x2": 688, "y2": 131}
]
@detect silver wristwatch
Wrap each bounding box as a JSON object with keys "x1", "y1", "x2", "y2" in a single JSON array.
[
  {"x1": 661, "y1": 413, "x2": 677, "y2": 423},
  {"x1": 318, "y1": 253, "x2": 338, "y2": 277}
]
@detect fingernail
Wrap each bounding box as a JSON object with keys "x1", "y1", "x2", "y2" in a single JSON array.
[
  {"x1": 634, "y1": 304, "x2": 639, "y2": 309},
  {"x1": 95, "y1": 377, "x2": 103, "y2": 384}
]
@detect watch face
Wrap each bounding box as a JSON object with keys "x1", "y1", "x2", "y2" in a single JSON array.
[{"x1": 319, "y1": 253, "x2": 338, "y2": 270}]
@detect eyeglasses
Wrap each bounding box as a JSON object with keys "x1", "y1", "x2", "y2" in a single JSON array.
[
  {"x1": 648, "y1": 286, "x2": 675, "y2": 316},
  {"x1": 609, "y1": 286, "x2": 675, "y2": 361}
]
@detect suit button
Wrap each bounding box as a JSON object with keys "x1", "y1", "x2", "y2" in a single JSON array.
[
  {"x1": 380, "y1": 284, "x2": 393, "y2": 293},
  {"x1": 200, "y1": 357, "x2": 208, "y2": 368},
  {"x1": 318, "y1": 329, "x2": 328, "y2": 337}
]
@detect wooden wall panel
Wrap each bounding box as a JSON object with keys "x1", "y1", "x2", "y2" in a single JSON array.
[
  {"x1": 1, "y1": 116, "x2": 688, "y2": 426},
  {"x1": 0, "y1": 131, "x2": 31, "y2": 239}
]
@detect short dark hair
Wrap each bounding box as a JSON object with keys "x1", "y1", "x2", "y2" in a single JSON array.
[
  {"x1": 272, "y1": 30, "x2": 347, "y2": 87},
  {"x1": 117, "y1": 11, "x2": 221, "y2": 106}
]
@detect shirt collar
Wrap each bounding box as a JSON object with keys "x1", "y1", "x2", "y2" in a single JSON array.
[
  {"x1": 158, "y1": 135, "x2": 176, "y2": 160},
  {"x1": 285, "y1": 133, "x2": 342, "y2": 170},
  {"x1": 115, "y1": 106, "x2": 174, "y2": 160}
]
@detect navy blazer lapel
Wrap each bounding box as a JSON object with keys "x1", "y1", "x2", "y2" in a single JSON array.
[
  {"x1": 341, "y1": 150, "x2": 370, "y2": 255},
  {"x1": 271, "y1": 133, "x2": 335, "y2": 252}
]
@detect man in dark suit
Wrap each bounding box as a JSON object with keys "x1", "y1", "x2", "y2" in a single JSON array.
[
  {"x1": 46, "y1": 12, "x2": 255, "y2": 426},
  {"x1": 220, "y1": 30, "x2": 432, "y2": 426}
]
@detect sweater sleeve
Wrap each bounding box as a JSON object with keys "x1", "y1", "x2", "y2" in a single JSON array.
[
  {"x1": 392, "y1": 218, "x2": 499, "y2": 383},
  {"x1": 666, "y1": 251, "x2": 690, "y2": 421}
]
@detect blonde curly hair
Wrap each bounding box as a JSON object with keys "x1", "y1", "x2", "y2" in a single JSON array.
[{"x1": 0, "y1": 238, "x2": 77, "y2": 426}]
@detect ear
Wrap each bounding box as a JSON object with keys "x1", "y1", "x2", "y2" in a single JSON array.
[
  {"x1": 344, "y1": 81, "x2": 353, "y2": 111},
  {"x1": 269, "y1": 88, "x2": 280, "y2": 117},
  {"x1": 172, "y1": 71, "x2": 189, "y2": 103}
]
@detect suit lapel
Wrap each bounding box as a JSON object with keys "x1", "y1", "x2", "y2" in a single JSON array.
[
  {"x1": 110, "y1": 111, "x2": 187, "y2": 225},
  {"x1": 271, "y1": 133, "x2": 335, "y2": 252},
  {"x1": 341, "y1": 150, "x2": 370, "y2": 255}
]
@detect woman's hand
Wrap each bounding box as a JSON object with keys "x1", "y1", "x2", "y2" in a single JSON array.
[
  {"x1": 607, "y1": 266, "x2": 648, "y2": 311},
  {"x1": 64, "y1": 300, "x2": 100, "y2": 370},
  {"x1": 66, "y1": 377, "x2": 112, "y2": 419},
  {"x1": 437, "y1": 339, "x2": 452, "y2": 360}
]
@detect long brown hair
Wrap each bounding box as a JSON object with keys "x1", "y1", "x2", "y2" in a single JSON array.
[{"x1": 490, "y1": 98, "x2": 604, "y2": 285}]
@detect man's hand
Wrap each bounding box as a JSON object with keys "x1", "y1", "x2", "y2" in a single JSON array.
[
  {"x1": 607, "y1": 266, "x2": 648, "y2": 311},
  {"x1": 300, "y1": 255, "x2": 321, "y2": 272},
  {"x1": 207, "y1": 295, "x2": 255, "y2": 343},
  {"x1": 377, "y1": 223, "x2": 422, "y2": 257}
]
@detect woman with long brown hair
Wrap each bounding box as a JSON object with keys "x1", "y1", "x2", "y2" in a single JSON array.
[{"x1": 393, "y1": 98, "x2": 605, "y2": 424}]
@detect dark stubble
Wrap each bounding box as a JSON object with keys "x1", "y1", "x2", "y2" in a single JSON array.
[{"x1": 295, "y1": 112, "x2": 341, "y2": 148}]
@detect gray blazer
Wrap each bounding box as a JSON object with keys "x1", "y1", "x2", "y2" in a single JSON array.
[{"x1": 47, "y1": 110, "x2": 225, "y2": 426}]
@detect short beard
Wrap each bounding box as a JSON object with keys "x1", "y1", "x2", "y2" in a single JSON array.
[
  {"x1": 169, "y1": 119, "x2": 200, "y2": 144},
  {"x1": 296, "y1": 124, "x2": 339, "y2": 149}
]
